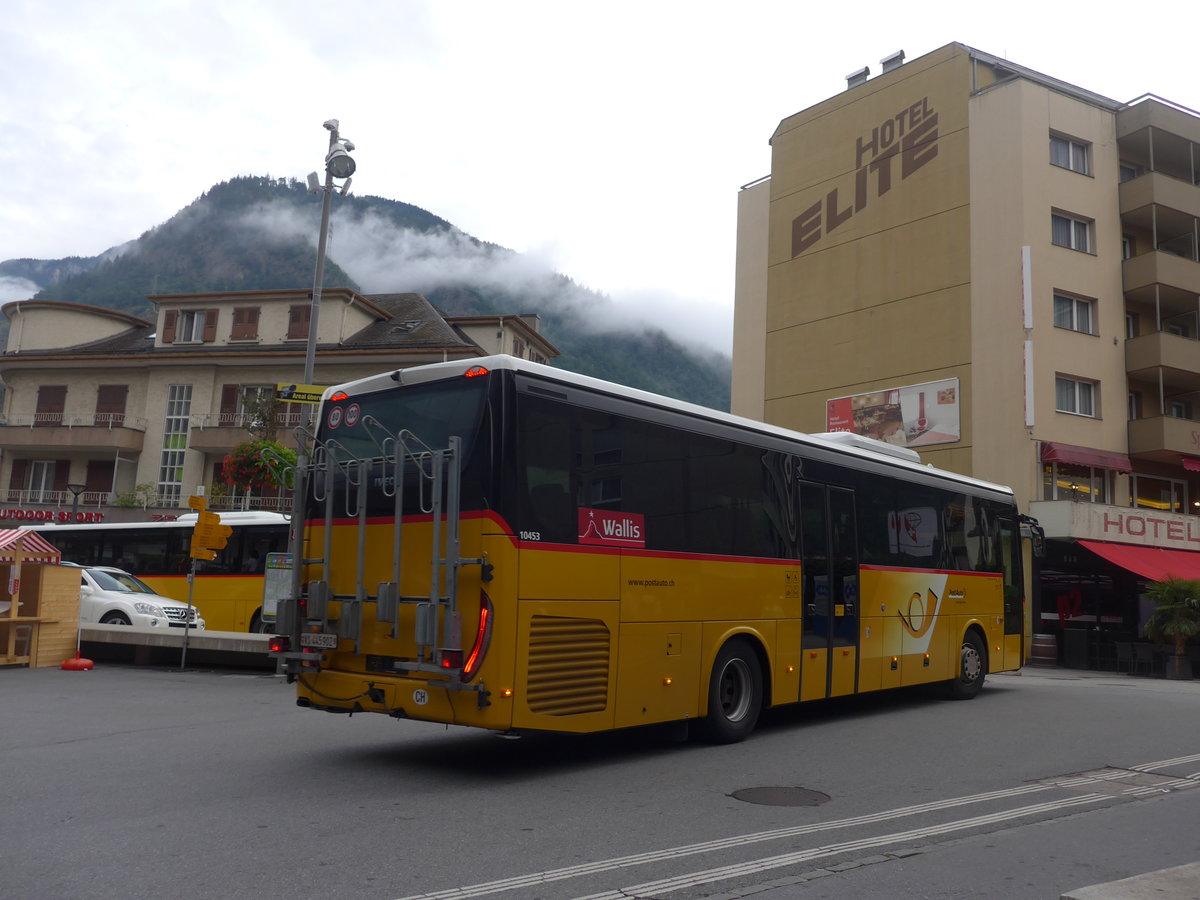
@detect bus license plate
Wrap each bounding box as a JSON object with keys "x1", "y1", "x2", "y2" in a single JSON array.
[{"x1": 300, "y1": 633, "x2": 338, "y2": 649}]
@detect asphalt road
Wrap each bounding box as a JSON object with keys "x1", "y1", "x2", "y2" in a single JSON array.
[{"x1": 1, "y1": 663, "x2": 1197, "y2": 900}]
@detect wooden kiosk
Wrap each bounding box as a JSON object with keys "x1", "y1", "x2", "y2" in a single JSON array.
[{"x1": 0, "y1": 528, "x2": 78, "y2": 668}]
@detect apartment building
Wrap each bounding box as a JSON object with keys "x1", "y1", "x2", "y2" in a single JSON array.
[
  {"x1": 733, "y1": 43, "x2": 1200, "y2": 668},
  {"x1": 0, "y1": 288, "x2": 556, "y2": 521}
]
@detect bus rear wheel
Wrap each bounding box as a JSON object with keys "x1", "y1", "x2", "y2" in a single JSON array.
[
  {"x1": 697, "y1": 639, "x2": 762, "y2": 744},
  {"x1": 948, "y1": 631, "x2": 986, "y2": 700}
]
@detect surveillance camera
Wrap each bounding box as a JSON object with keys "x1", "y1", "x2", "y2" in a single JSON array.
[
  {"x1": 323, "y1": 119, "x2": 339, "y2": 131},
  {"x1": 343, "y1": 140, "x2": 355, "y2": 152}
]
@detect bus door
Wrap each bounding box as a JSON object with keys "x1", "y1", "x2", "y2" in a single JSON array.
[{"x1": 800, "y1": 483, "x2": 860, "y2": 701}]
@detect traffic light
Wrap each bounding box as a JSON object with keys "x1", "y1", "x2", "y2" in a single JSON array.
[{"x1": 190, "y1": 509, "x2": 233, "y2": 561}]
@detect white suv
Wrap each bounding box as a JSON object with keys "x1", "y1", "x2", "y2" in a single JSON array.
[{"x1": 69, "y1": 564, "x2": 206, "y2": 629}]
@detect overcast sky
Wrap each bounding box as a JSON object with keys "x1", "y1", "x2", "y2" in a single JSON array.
[{"x1": 3, "y1": 1, "x2": 1198, "y2": 353}]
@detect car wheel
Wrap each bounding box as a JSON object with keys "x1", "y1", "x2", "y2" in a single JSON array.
[{"x1": 100, "y1": 612, "x2": 132, "y2": 626}]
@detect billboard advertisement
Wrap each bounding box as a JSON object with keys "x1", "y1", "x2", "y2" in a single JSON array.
[{"x1": 826, "y1": 378, "x2": 960, "y2": 448}]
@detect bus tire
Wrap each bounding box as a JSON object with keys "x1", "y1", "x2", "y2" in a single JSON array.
[
  {"x1": 948, "y1": 630, "x2": 986, "y2": 700},
  {"x1": 698, "y1": 638, "x2": 762, "y2": 744},
  {"x1": 249, "y1": 610, "x2": 265, "y2": 633}
]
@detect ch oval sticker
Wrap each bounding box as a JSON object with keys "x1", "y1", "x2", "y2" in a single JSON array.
[{"x1": 412, "y1": 689, "x2": 429, "y2": 706}]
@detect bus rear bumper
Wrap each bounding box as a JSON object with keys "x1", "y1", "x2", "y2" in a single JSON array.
[{"x1": 293, "y1": 667, "x2": 508, "y2": 728}]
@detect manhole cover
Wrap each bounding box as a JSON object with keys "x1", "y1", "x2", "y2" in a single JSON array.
[{"x1": 729, "y1": 786, "x2": 831, "y2": 807}]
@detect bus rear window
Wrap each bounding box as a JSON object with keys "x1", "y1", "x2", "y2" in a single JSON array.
[{"x1": 317, "y1": 378, "x2": 488, "y2": 460}]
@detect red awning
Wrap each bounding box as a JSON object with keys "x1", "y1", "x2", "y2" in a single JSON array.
[
  {"x1": 1040, "y1": 441, "x2": 1132, "y2": 473},
  {"x1": 1078, "y1": 540, "x2": 1200, "y2": 581},
  {"x1": 1182, "y1": 457, "x2": 1200, "y2": 473},
  {"x1": 0, "y1": 528, "x2": 61, "y2": 564}
]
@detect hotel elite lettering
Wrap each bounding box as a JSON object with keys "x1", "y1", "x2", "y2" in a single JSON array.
[{"x1": 791, "y1": 96, "x2": 939, "y2": 257}]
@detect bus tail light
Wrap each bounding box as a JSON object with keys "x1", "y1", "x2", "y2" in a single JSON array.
[
  {"x1": 464, "y1": 365, "x2": 490, "y2": 378},
  {"x1": 462, "y1": 593, "x2": 494, "y2": 681}
]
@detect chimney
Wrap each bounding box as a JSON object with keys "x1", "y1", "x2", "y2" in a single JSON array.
[
  {"x1": 881, "y1": 50, "x2": 905, "y2": 74},
  {"x1": 846, "y1": 66, "x2": 870, "y2": 90}
]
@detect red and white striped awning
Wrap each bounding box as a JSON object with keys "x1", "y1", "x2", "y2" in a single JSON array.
[{"x1": 0, "y1": 528, "x2": 61, "y2": 563}]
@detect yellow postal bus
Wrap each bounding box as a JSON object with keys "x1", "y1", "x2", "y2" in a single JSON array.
[{"x1": 270, "y1": 356, "x2": 1027, "y2": 742}]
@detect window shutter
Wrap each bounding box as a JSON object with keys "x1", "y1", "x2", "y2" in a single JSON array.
[
  {"x1": 35, "y1": 386, "x2": 66, "y2": 425},
  {"x1": 8, "y1": 459, "x2": 27, "y2": 495},
  {"x1": 288, "y1": 305, "x2": 310, "y2": 340},
  {"x1": 52, "y1": 460, "x2": 70, "y2": 493},
  {"x1": 202, "y1": 308, "x2": 219, "y2": 342},
  {"x1": 95, "y1": 385, "x2": 128, "y2": 426},
  {"x1": 232, "y1": 307, "x2": 260, "y2": 340},
  {"x1": 219, "y1": 385, "x2": 240, "y2": 426},
  {"x1": 84, "y1": 459, "x2": 115, "y2": 494},
  {"x1": 163, "y1": 310, "x2": 178, "y2": 343}
]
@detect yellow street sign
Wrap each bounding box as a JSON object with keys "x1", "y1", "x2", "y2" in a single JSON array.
[
  {"x1": 190, "y1": 509, "x2": 232, "y2": 560},
  {"x1": 275, "y1": 383, "x2": 325, "y2": 404}
]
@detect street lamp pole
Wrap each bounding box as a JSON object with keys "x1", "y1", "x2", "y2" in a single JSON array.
[
  {"x1": 67, "y1": 483, "x2": 86, "y2": 521},
  {"x1": 285, "y1": 121, "x2": 357, "y2": 643},
  {"x1": 303, "y1": 119, "x2": 356, "y2": 387}
]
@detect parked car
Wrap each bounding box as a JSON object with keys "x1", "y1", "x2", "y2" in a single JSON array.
[{"x1": 63, "y1": 563, "x2": 205, "y2": 629}]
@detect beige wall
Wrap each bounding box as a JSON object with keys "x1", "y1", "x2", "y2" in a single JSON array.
[
  {"x1": 731, "y1": 178, "x2": 770, "y2": 419},
  {"x1": 5, "y1": 304, "x2": 140, "y2": 353},
  {"x1": 762, "y1": 44, "x2": 975, "y2": 473},
  {"x1": 968, "y1": 77, "x2": 1127, "y2": 510}
]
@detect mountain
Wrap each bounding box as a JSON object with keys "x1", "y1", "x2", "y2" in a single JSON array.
[{"x1": 1, "y1": 176, "x2": 730, "y2": 409}]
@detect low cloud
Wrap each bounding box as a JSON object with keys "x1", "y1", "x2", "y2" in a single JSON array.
[
  {"x1": 0, "y1": 276, "x2": 40, "y2": 304},
  {"x1": 234, "y1": 200, "x2": 732, "y2": 356}
]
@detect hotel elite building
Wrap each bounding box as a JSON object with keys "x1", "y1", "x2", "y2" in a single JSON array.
[{"x1": 733, "y1": 43, "x2": 1200, "y2": 669}]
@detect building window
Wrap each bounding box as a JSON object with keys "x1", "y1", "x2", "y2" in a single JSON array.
[
  {"x1": 1131, "y1": 473, "x2": 1184, "y2": 514},
  {"x1": 1052, "y1": 213, "x2": 1092, "y2": 252},
  {"x1": 34, "y1": 385, "x2": 66, "y2": 425},
  {"x1": 287, "y1": 305, "x2": 310, "y2": 340},
  {"x1": 1169, "y1": 399, "x2": 1194, "y2": 420},
  {"x1": 1052, "y1": 292, "x2": 1094, "y2": 334},
  {"x1": 163, "y1": 308, "x2": 218, "y2": 343},
  {"x1": 1122, "y1": 235, "x2": 1136, "y2": 259},
  {"x1": 1050, "y1": 134, "x2": 1090, "y2": 175},
  {"x1": 1126, "y1": 313, "x2": 1139, "y2": 339},
  {"x1": 1056, "y1": 375, "x2": 1096, "y2": 417},
  {"x1": 95, "y1": 384, "x2": 128, "y2": 427},
  {"x1": 231, "y1": 307, "x2": 260, "y2": 341},
  {"x1": 1119, "y1": 162, "x2": 1140, "y2": 182},
  {"x1": 158, "y1": 384, "x2": 193, "y2": 506},
  {"x1": 1042, "y1": 462, "x2": 1110, "y2": 503},
  {"x1": 26, "y1": 460, "x2": 60, "y2": 503},
  {"x1": 1128, "y1": 392, "x2": 1141, "y2": 420}
]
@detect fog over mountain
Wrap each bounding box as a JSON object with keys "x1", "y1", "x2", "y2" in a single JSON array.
[{"x1": 0, "y1": 176, "x2": 731, "y2": 409}]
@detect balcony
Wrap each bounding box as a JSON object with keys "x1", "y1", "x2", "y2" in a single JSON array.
[
  {"x1": 188, "y1": 412, "x2": 305, "y2": 453},
  {"x1": 1123, "y1": 251, "x2": 1200, "y2": 301},
  {"x1": 1119, "y1": 171, "x2": 1200, "y2": 222},
  {"x1": 1128, "y1": 415, "x2": 1200, "y2": 464},
  {"x1": 1126, "y1": 331, "x2": 1200, "y2": 387},
  {"x1": 0, "y1": 414, "x2": 148, "y2": 453}
]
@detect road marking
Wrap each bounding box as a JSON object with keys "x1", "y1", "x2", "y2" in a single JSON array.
[
  {"x1": 570, "y1": 795, "x2": 1107, "y2": 900},
  {"x1": 394, "y1": 752, "x2": 1197, "y2": 900}
]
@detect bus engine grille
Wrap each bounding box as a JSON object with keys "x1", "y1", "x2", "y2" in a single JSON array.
[{"x1": 526, "y1": 616, "x2": 610, "y2": 715}]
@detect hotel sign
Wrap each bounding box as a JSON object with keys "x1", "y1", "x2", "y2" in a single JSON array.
[
  {"x1": 791, "y1": 96, "x2": 940, "y2": 257},
  {"x1": 1030, "y1": 500, "x2": 1200, "y2": 551}
]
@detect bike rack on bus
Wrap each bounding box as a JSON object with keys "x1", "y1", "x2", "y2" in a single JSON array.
[{"x1": 272, "y1": 420, "x2": 489, "y2": 701}]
